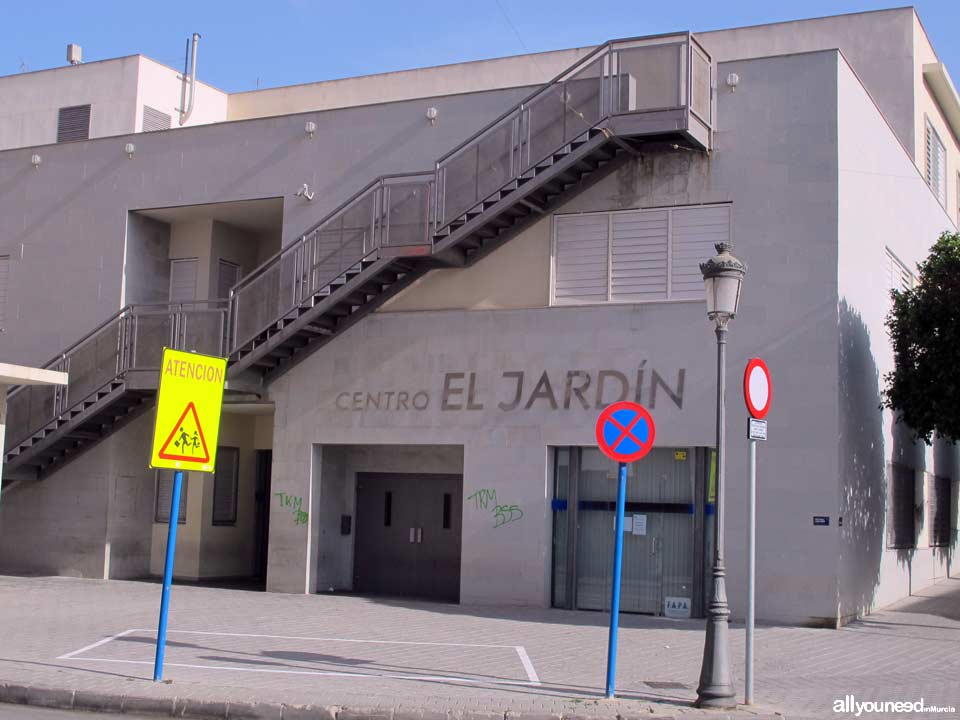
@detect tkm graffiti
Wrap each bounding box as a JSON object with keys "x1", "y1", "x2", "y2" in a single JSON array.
[
  {"x1": 275, "y1": 492, "x2": 308, "y2": 526},
  {"x1": 468, "y1": 488, "x2": 524, "y2": 528}
]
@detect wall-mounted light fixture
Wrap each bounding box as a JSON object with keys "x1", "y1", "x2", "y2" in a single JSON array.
[
  {"x1": 30, "y1": 153, "x2": 41, "y2": 169},
  {"x1": 124, "y1": 142, "x2": 136, "y2": 159},
  {"x1": 305, "y1": 120, "x2": 317, "y2": 139},
  {"x1": 425, "y1": 107, "x2": 438, "y2": 126},
  {"x1": 726, "y1": 73, "x2": 740, "y2": 92}
]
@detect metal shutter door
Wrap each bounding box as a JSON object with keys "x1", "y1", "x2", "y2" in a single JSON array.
[
  {"x1": 671, "y1": 206, "x2": 730, "y2": 299},
  {"x1": 929, "y1": 475, "x2": 952, "y2": 547},
  {"x1": 142, "y1": 105, "x2": 172, "y2": 132},
  {"x1": 57, "y1": 105, "x2": 91, "y2": 143},
  {"x1": 0, "y1": 255, "x2": 9, "y2": 326},
  {"x1": 216, "y1": 260, "x2": 241, "y2": 300},
  {"x1": 169, "y1": 258, "x2": 198, "y2": 302},
  {"x1": 610, "y1": 210, "x2": 668, "y2": 301},
  {"x1": 554, "y1": 214, "x2": 609, "y2": 304},
  {"x1": 212, "y1": 447, "x2": 239, "y2": 525},
  {"x1": 886, "y1": 463, "x2": 916, "y2": 548}
]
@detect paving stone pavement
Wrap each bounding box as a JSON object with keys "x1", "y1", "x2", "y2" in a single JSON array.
[{"x1": 0, "y1": 575, "x2": 957, "y2": 719}]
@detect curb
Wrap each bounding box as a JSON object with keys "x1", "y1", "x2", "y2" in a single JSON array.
[{"x1": 0, "y1": 682, "x2": 784, "y2": 720}]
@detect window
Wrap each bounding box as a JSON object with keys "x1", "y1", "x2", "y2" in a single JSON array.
[
  {"x1": 57, "y1": 104, "x2": 91, "y2": 143},
  {"x1": 155, "y1": 471, "x2": 188, "y2": 524},
  {"x1": 929, "y1": 475, "x2": 952, "y2": 547},
  {"x1": 552, "y1": 204, "x2": 730, "y2": 305},
  {"x1": 142, "y1": 105, "x2": 172, "y2": 132},
  {"x1": 216, "y1": 259, "x2": 241, "y2": 300},
  {"x1": 886, "y1": 463, "x2": 916, "y2": 549},
  {"x1": 0, "y1": 255, "x2": 9, "y2": 328},
  {"x1": 884, "y1": 247, "x2": 915, "y2": 297},
  {"x1": 212, "y1": 447, "x2": 239, "y2": 525},
  {"x1": 925, "y1": 118, "x2": 947, "y2": 207}
]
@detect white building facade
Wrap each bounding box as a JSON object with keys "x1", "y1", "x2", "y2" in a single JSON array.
[{"x1": 0, "y1": 7, "x2": 957, "y2": 627}]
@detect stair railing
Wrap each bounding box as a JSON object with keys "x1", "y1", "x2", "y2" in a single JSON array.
[
  {"x1": 227, "y1": 172, "x2": 435, "y2": 356},
  {"x1": 5, "y1": 300, "x2": 227, "y2": 456},
  {"x1": 434, "y1": 33, "x2": 712, "y2": 230}
]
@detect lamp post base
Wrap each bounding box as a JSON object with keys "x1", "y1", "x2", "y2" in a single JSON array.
[{"x1": 694, "y1": 602, "x2": 737, "y2": 709}]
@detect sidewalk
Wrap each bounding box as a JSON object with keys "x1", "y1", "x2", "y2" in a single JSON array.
[{"x1": 0, "y1": 575, "x2": 957, "y2": 720}]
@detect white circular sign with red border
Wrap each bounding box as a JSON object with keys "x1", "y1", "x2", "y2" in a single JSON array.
[{"x1": 743, "y1": 358, "x2": 772, "y2": 419}]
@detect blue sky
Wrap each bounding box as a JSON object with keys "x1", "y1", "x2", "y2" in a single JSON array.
[{"x1": 2, "y1": 1, "x2": 957, "y2": 92}]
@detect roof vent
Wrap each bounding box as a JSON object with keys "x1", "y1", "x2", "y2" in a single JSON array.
[{"x1": 66, "y1": 44, "x2": 82, "y2": 65}]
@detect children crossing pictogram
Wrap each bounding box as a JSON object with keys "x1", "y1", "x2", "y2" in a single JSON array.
[{"x1": 157, "y1": 402, "x2": 210, "y2": 463}]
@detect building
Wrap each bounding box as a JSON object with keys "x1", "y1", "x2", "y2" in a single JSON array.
[{"x1": 0, "y1": 7, "x2": 957, "y2": 627}]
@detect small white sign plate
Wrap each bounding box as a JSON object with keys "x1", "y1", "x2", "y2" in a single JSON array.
[
  {"x1": 748, "y1": 418, "x2": 768, "y2": 441},
  {"x1": 664, "y1": 596, "x2": 692, "y2": 618},
  {"x1": 632, "y1": 513, "x2": 647, "y2": 536}
]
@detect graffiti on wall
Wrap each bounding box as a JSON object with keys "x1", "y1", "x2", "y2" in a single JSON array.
[
  {"x1": 275, "y1": 492, "x2": 308, "y2": 526},
  {"x1": 468, "y1": 488, "x2": 524, "y2": 528}
]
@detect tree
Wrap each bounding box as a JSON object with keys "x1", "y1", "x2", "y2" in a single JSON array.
[{"x1": 884, "y1": 231, "x2": 960, "y2": 443}]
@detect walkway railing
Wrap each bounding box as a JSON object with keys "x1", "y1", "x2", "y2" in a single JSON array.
[{"x1": 5, "y1": 301, "x2": 227, "y2": 451}]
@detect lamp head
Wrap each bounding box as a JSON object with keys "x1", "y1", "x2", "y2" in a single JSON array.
[{"x1": 700, "y1": 241, "x2": 746, "y2": 326}]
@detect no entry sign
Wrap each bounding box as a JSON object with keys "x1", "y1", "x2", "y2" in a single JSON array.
[
  {"x1": 595, "y1": 401, "x2": 656, "y2": 463},
  {"x1": 743, "y1": 358, "x2": 772, "y2": 419}
]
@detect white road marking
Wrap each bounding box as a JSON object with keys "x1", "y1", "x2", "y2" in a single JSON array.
[
  {"x1": 57, "y1": 628, "x2": 138, "y2": 660},
  {"x1": 70, "y1": 657, "x2": 539, "y2": 686},
  {"x1": 514, "y1": 646, "x2": 540, "y2": 685}
]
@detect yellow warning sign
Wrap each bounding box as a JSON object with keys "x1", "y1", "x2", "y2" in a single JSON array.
[{"x1": 149, "y1": 348, "x2": 227, "y2": 472}]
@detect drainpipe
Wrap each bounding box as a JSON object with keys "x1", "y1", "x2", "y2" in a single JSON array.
[{"x1": 178, "y1": 33, "x2": 201, "y2": 126}]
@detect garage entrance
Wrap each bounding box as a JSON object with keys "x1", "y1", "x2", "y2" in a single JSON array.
[{"x1": 354, "y1": 473, "x2": 463, "y2": 602}]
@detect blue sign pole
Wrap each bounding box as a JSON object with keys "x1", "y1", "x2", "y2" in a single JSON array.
[
  {"x1": 605, "y1": 460, "x2": 628, "y2": 698},
  {"x1": 153, "y1": 469, "x2": 183, "y2": 682}
]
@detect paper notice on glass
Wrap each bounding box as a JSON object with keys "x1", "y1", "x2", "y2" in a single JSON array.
[{"x1": 632, "y1": 514, "x2": 647, "y2": 536}]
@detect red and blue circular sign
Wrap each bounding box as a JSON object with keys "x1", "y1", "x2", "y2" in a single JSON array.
[{"x1": 595, "y1": 401, "x2": 656, "y2": 463}]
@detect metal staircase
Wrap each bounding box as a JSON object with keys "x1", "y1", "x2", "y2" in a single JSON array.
[{"x1": 4, "y1": 33, "x2": 713, "y2": 479}]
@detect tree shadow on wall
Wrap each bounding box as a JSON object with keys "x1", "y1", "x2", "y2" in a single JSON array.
[{"x1": 837, "y1": 299, "x2": 885, "y2": 622}]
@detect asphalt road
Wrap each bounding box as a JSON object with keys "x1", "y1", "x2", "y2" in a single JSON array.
[{"x1": 0, "y1": 705, "x2": 150, "y2": 719}]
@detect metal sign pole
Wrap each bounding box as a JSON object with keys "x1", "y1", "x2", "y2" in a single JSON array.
[
  {"x1": 745, "y1": 438, "x2": 756, "y2": 705},
  {"x1": 153, "y1": 469, "x2": 183, "y2": 682},
  {"x1": 605, "y1": 460, "x2": 628, "y2": 699}
]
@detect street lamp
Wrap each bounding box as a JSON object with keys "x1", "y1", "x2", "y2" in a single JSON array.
[{"x1": 695, "y1": 241, "x2": 746, "y2": 709}]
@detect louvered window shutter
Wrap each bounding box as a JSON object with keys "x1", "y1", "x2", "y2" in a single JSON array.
[
  {"x1": 155, "y1": 471, "x2": 188, "y2": 524},
  {"x1": 216, "y1": 260, "x2": 241, "y2": 300},
  {"x1": 926, "y1": 120, "x2": 947, "y2": 207},
  {"x1": 0, "y1": 255, "x2": 9, "y2": 327},
  {"x1": 57, "y1": 104, "x2": 91, "y2": 143},
  {"x1": 553, "y1": 214, "x2": 609, "y2": 304},
  {"x1": 142, "y1": 105, "x2": 172, "y2": 132},
  {"x1": 212, "y1": 447, "x2": 239, "y2": 525},
  {"x1": 886, "y1": 463, "x2": 916, "y2": 549},
  {"x1": 671, "y1": 206, "x2": 730, "y2": 299},
  {"x1": 169, "y1": 258, "x2": 198, "y2": 302},
  {"x1": 610, "y1": 210, "x2": 667, "y2": 301},
  {"x1": 929, "y1": 475, "x2": 952, "y2": 547}
]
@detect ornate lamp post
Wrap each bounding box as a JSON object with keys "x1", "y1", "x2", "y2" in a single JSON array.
[{"x1": 695, "y1": 241, "x2": 746, "y2": 709}]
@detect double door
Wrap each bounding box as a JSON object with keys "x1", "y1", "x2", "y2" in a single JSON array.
[{"x1": 354, "y1": 473, "x2": 463, "y2": 602}]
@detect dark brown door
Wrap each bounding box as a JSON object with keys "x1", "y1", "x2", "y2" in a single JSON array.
[{"x1": 354, "y1": 473, "x2": 462, "y2": 602}]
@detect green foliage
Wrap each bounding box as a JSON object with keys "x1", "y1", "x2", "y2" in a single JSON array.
[{"x1": 883, "y1": 231, "x2": 960, "y2": 443}]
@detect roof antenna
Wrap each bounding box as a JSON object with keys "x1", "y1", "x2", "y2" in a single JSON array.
[{"x1": 178, "y1": 33, "x2": 201, "y2": 126}]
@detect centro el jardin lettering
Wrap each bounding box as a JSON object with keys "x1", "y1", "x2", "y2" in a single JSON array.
[{"x1": 334, "y1": 367, "x2": 685, "y2": 413}]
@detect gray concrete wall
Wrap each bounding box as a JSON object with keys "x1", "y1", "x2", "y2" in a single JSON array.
[
  {"x1": 700, "y1": 7, "x2": 915, "y2": 160},
  {"x1": 835, "y1": 52, "x2": 959, "y2": 622},
  {"x1": 0, "y1": 411, "x2": 155, "y2": 579},
  {"x1": 124, "y1": 213, "x2": 171, "y2": 305},
  {"x1": 263, "y1": 51, "x2": 844, "y2": 623},
  {"x1": 0, "y1": 85, "x2": 533, "y2": 367}
]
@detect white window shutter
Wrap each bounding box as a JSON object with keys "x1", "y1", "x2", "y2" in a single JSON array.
[
  {"x1": 926, "y1": 120, "x2": 947, "y2": 207},
  {"x1": 554, "y1": 214, "x2": 609, "y2": 303},
  {"x1": 610, "y1": 210, "x2": 668, "y2": 301},
  {"x1": 670, "y1": 206, "x2": 730, "y2": 299},
  {"x1": 0, "y1": 255, "x2": 9, "y2": 326},
  {"x1": 169, "y1": 258, "x2": 198, "y2": 302}
]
